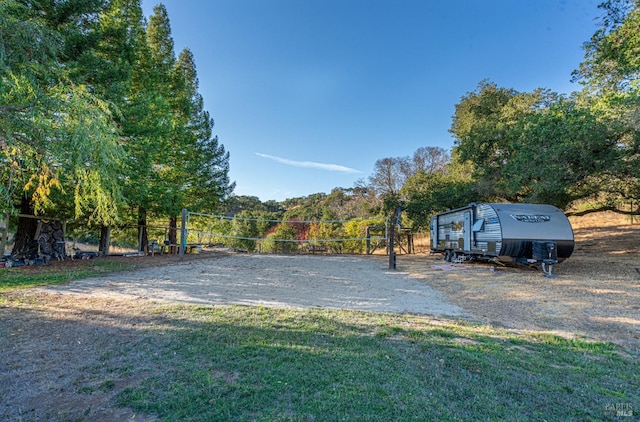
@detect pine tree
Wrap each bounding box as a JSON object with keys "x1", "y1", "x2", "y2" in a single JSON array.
[
  {"x1": 174, "y1": 49, "x2": 234, "y2": 214},
  {"x1": 145, "y1": 6, "x2": 234, "y2": 250}
]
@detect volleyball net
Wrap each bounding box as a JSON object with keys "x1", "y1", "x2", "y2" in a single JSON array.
[{"x1": 183, "y1": 210, "x2": 388, "y2": 254}]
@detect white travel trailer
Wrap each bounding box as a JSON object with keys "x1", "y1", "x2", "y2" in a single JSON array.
[{"x1": 430, "y1": 203, "x2": 574, "y2": 277}]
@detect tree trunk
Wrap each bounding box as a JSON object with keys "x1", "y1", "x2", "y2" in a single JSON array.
[
  {"x1": 137, "y1": 207, "x2": 148, "y2": 253},
  {"x1": 0, "y1": 215, "x2": 8, "y2": 257},
  {"x1": 11, "y1": 195, "x2": 38, "y2": 258},
  {"x1": 168, "y1": 216, "x2": 177, "y2": 254},
  {"x1": 99, "y1": 225, "x2": 111, "y2": 256}
]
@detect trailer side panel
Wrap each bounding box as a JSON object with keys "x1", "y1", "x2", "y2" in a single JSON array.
[{"x1": 430, "y1": 202, "x2": 574, "y2": 262}]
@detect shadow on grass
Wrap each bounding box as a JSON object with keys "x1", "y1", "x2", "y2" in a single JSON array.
[
  {"x1": 1, "y1": 301, "x2": 637, "y2": 421},
  {"x1": 116, "y1": 306, "x2": 637, "y2": 421}
]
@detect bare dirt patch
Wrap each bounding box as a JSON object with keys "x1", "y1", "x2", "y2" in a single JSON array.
[{"x1": 1, "y1": 294, "x2": 163, "y2": 422}]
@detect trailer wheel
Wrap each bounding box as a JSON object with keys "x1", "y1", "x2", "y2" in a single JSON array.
[{"x1": 444, "y1": 250, "x2": 451, "y2": 262}]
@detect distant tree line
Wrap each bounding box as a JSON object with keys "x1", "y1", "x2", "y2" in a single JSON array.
[{"x1": 1, "y1": 0, "x2": 234, "y2": 256}]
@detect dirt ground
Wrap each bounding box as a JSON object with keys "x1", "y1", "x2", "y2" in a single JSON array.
[{"x1": 1, "y1": 212, "x2": 639, "y2": 421}]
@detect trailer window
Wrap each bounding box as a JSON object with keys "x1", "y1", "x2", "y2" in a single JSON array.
[{"x1": 472, "y1": 219, "x2": 484, "y2": 232}]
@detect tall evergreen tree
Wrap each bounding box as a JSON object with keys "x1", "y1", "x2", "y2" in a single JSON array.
[
  {"x1": 141, "y1": 3, "x2": 183, "y2": 250},
  {"x1": 103, "y1": 0, "x2": 173, "y2": 251},
  {"x1": 145, "y1": 6, "x2": 234, "y2": 249},
  {"x1": 90, "y1": 0, "x2": 162, "y2": 252}
]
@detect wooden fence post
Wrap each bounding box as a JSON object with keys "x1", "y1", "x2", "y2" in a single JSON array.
[
  {"x1": 388, "y1": 216, "x2": 396, "y2": 270},
  {"x1": 179, "y1": 208, "x2": 187, "y2": 258}
]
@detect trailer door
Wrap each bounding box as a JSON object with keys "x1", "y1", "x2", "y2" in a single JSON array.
[{"x1": 462, "y1": 211, "x2": 472, "y2": 251}]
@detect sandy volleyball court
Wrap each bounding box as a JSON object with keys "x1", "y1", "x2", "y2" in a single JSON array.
[{"x1": 40, "y1": 253, "x2": 465, "y2": 317}]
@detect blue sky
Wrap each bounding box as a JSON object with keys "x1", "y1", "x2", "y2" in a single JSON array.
[{"x1": 141, "y1": 0, "x2": 602, "y2": 202}]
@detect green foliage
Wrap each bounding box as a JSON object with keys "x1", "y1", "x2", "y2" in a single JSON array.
[
  {"x1": 502, "y1": 98, "x2": 624, "y2": 208},
  {"x1": 226, "y1": 196, "x2": 275, "y2": 215},
  {"x1": 0, "y1": 0, "x2": 234, "y2": 255},
  {"x1": 573, "y1": 0, "x2": 640, "y2": 94},
  {"x1": 228, "y1": 211, "x2": 278, "y2": 251},
  {"x1": 401, "y1": 161, "x2": 476, "y2": 231},
  {"x1": 141, "y1": 9, "x2": 233, "y2": 219},
  {"x1": 572, "y1": 0, "x2": 640, "y2": 210},
  {"x1": 449, "y1": 81, "x2": 534, "y2": 201},
  {"x1": 229, "y1": 216, "x2": 259, "y2": 251},
  {"x1": 411, "y1": 1, "x2": 640, "y2": 217},
  {"x1": 307, "y1": 221, "x2": 344, "y2": 253},
  {"x1": 259, "y1": 222, "x2": 301, "y2": 253},
  {"x1": 282, "y1": 194, "x2": 325, "y2": 221},
  {"x1": 5, "y1": 0, "x2": 639, "y2": 249},
  {"x1": 342, "y1": 218, "x2": 386, "y2": 253},
  {"x1": 0, "y1": 0, "x2": 123, "y2": 222},
  {"x1": 448, "y1": 77, "x2": 638, "y2": 212},
  {"x1": 191, "y1": 204, "x2": 384, "y2": 254},
  {"x1": 450, "y1": 81, "x2": 518, "y2": 165},
  {"x1": 281, "y1": 188, "x2": 379, "y2": 222}
]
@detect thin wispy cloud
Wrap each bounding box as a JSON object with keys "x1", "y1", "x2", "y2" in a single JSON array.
[{"x1": 256, "y1": 153, "x2": 362, "y2": 174}]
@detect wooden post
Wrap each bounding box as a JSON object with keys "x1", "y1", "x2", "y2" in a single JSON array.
[
  {"x1": 62, "y1": 220, "x2": 67, "y2": 257},
  {"x1": 366, "y1": 226, "x2": 371, "y2": 255},
  {"x1": 388, "y1": 217, "x2": 396, "y2": 270},
  {"x1": 179, "y1": 208, "x2": 187, "y2": 259},
  {"x1": 138, "y1": 225, "x2": 143, "y2": 253}
]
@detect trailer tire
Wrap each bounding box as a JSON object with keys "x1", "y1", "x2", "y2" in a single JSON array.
[{"x1": 444, "y1": 250, "x2": 451, "y2": 262}]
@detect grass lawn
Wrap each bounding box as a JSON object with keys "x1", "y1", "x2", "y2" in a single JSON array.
[
  {"x1": 110, "y1": 306, "x2": 638, "y2": 421},
  {"x1": 0, "y1": 259, "x2": 133, "y2": 291},
  {"x1": 1, "y1": 263, "x2": 638, "y2": 420}
]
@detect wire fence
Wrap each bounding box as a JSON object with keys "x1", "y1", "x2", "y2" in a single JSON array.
[
  {"x1": 2, "y1": 209, "x2": 430, "y2": 261},
  {"x1": 184, "y1": 210, "x2": 389, "y2": 254}
]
